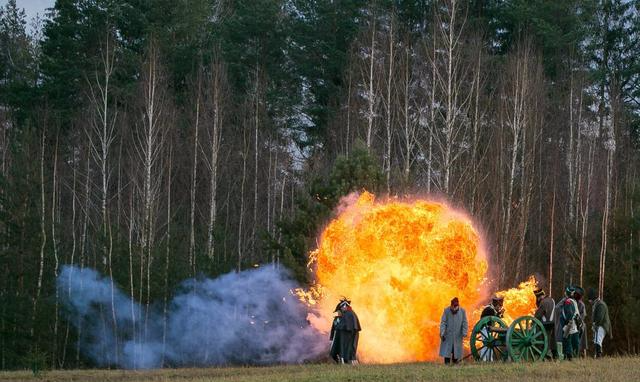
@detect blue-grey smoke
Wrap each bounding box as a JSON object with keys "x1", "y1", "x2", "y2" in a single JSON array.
[{"x1": 58, "y1": 265, "x2": 326, "y2": 369}]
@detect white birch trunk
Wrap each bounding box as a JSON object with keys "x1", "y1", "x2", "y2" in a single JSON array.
[
  {"x1": 189, "y1": 75, "x2": 201, "y2": 273},
  {"x1": 366, "y1": 16, "x2": 376, "y2": 150},
  {"x1": 384, "y1": 15, "x2": 395, "y2": 193},
  {"x1": 33, "y1": 129, "x2": 46, "y2": 337}
]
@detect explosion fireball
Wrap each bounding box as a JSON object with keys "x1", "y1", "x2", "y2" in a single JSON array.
[
  {"x1": 302, "y1": 192, "x2": 489, "y2": 363},
  {"x1": 299, "y1": 192, "x2": 540, "y2": 363}
]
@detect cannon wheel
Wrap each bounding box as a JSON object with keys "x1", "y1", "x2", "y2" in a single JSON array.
[
  {"x1": 470, "y1": 316, "x2": 508, "y2": 361},
  {"x1": 506, "y1": 316, "x2": 548, "y2": 361}
]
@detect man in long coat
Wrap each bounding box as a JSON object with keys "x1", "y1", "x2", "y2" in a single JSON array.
[
  {"x1": 553, "y1": 290, "x2": 569, "y2": 358},
  {"x1": 329, "y1": 306, "x2": 343, "y2": 363},
  {"x1": 333, "y1": 299, "x2": 361, "y2": 364},
  {"x1": 588, "y1": 288, "x2": 612, "y2": 358},
  {"x1": 439, "y1": 297, "x2": 468, "y2": 364},
  {"x1": 534, "y1": 288, "x2": 556, "y2": 358}
]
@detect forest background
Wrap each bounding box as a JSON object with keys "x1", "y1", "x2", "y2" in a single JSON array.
[{"x1": 1, "y1": 0, "x2": 639, "y2": 370}]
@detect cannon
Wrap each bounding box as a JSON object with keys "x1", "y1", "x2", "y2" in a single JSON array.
[{"x1": 469, "y1": 315, "x2": 549, "y2": 362}]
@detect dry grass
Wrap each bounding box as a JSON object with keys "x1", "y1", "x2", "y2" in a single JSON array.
[{"x1": 2, "y1": 357, "x2": 639, "y2": 382}]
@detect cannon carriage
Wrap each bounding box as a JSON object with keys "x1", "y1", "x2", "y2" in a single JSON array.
[{"x1": 470, "y1": 315, "x2": 549, "y2": 362}]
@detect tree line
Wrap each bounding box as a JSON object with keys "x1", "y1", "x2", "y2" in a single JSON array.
[{"x1": 0, "y1": 0, "x2": 639, "y2": 369}]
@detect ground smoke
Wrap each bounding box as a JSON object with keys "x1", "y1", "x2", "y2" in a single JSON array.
[{"x1": 58, "y1": 265, "x2": 326, "y2": 369}]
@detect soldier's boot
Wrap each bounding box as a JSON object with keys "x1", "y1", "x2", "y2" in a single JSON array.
[{"x1": 595, "y1": 344, "x2": 602, "y2": 358}]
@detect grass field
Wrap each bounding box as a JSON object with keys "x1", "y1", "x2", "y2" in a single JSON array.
[{"x1": 2, "y1": 357, "x2": 639, "y2": 382}]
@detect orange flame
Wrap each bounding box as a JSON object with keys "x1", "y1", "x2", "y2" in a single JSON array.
[
  {"x1": 496, "y1": 275, "x2": 539, "y2": 324},
  {"x1": 467, "y1": 275, "x2": 540, "y2": 335},
  {"x1": 305, "y1": 192, "x2": 489, "y2": 363},
  {"x1": 302, "y1": 192, "x2": 539, "y2": 363}
]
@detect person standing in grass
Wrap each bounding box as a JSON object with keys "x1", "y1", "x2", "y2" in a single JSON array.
[
  {"x1": 573, "y1": 286, "x2": 587, "y2": 357},
  {"x1": 554, "y1": 289, "x2": 569, "y2": 358},
  {"x1": 588, "y1": 288, "x2": 612, "y2": 358},
  {"x1": 560, "y1": 287, "x2": 580, "y2": 360},
  {"x1": 329, "y1": 303, "x2": 344, "y2": 363},
  {"x1": 439, "y1": 297, "x2": 468, "y2": 364},
  {"x1": 533, "y1": 288, "x2": 556, "y2": 358},
  {"x1": 334, "y1": 298, "x2": 361, "y2": 364}
]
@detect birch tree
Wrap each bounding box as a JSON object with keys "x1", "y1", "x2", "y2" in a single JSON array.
[
  {"x1": 397, "y1": 37, "x2": 418, "y2": 189},
  {"x1": 134, "y1": 41, "x2": 170, "y2": 342},
  {"x1": 497, "y1": 42, "x2": 544, "y2": 283},
  {"x1": 357, "y1": 9, "x2": 381, "y2": 151},
  {"x1": 382, "y1": 12, "x2": 396, "y2": 193},
  {"x1": 202, "y1": 59, "x2": 227, "y2": 261},
  {"x1": 85, "y1": 35, "x2": 119, "y2": 362},
  {"x1": 430, "y1": 0, "x2": 473, "y2": 195},
  {"x1": 188, "y1": 70, "x2": 202, "y2": 275}
]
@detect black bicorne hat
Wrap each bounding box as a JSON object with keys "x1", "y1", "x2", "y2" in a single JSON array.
[{"x1": 334, "y1": 297, "x2": 351, "y2": 312}]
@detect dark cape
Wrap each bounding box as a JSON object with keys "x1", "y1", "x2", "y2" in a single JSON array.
[
  {"x1": 329, "y1": 316, "x2": 342, "y2": 362},
  {"x1": 333, "y1": 309, "x2": 361, "y2": 363}
]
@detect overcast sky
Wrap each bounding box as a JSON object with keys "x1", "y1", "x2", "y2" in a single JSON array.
[{"x1": 2, "y1": 0, "x2": 54, "y2": 22}]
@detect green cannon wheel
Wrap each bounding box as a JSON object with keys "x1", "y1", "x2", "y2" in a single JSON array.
[
  {"x1": 470, "y1": 316, "x2": 508, "y2": 361},
  {"x1": 506, "y1": 316, "x2": 548, "y2": 361}
]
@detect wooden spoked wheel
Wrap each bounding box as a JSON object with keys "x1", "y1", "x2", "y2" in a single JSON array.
[
  {"x1": 470, "y1": 316, "x2": 508, "y2": 361},
  {"x1": 506, "y1": 316, "x2": 548, "y2": 361}
]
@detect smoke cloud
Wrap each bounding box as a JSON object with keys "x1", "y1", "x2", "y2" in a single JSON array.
[{"x1": 58, "y1": 265, "x2": 326, "y2": 369}]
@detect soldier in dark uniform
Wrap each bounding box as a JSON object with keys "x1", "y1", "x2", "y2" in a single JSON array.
[
  {"x1": 588, "y1": 288, "x2": 612, "y2": 358},
  {"x1": 481, "y1": 295, "x2": 504, "y2": 318},
  {"x1": 329, "y1": 304, "x2": 343, "y2": 363},
  {"x1": 553, "y1": 289, "x2": 569, "y2": 358},
  {"x1": 333, "y1": 298, "x2": 361, "y2": 364},
  {"x1": 560, "y1": 287, "x2": 580, "y2": 360},
  {"x1": 574, "y1": 286, "x2": 587, "y2": 357},
  {"x1": 478, "y1": 295, "x2": 504, "y2": 361},
  {"x1": 533, "y1": 288, "x2": 556, "y2": 358}
]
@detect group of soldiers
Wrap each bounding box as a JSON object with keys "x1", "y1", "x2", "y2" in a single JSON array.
[
  {"x1": 329, "y1": 285, "x2": 611, "y2": 365},
  {"x1": 438, "y1": 286, "x2": 612, "y2": 363},
  {"x1": 530, "y1": 285, "x2": 611, "y2": 360}
]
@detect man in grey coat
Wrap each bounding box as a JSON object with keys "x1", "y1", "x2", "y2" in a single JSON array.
[
  {"x1": 553, "y1": 289, "x2": 570, "y2": 358},
  {"x1": 534, "y1": 288, "x2": 556, "y2": 358},
  {"x1": 439, "y1": 297, "x2": 468, "y2": 364}
]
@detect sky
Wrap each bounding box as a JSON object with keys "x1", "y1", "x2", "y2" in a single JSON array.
[{"x1": 2, "y1": 0, "x2": 54, "y2": 22}]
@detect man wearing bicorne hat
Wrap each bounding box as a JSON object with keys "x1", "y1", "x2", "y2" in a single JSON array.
[{"x1": 331, "y1": 298, "x2": 361, "y2": 364}]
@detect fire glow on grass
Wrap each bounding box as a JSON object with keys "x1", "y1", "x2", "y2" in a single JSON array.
[{"x1": 297, "y1": 192, "x2": 540, "y2": 363}]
